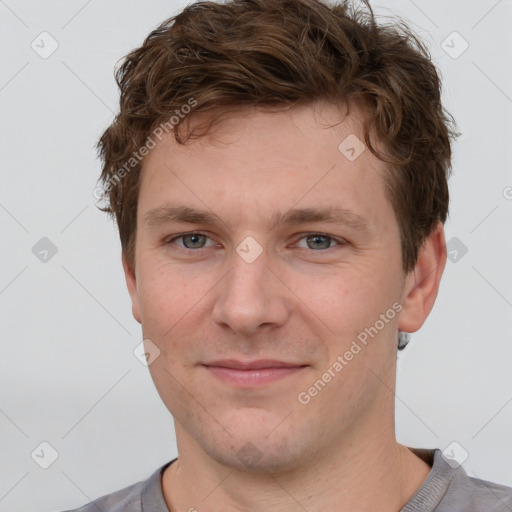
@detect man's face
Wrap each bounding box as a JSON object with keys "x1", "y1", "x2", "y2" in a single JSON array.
[{"x1": 124, "y1": 101, "x2": 411, "y2": 472}]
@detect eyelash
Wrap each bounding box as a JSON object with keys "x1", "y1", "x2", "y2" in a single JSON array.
[{"x1": 164, "y1": 231, "x2": 347, "y2": 252}]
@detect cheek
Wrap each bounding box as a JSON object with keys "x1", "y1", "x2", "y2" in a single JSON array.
[
  {"x1": 137, "y1": 268, "x2": 182, "y2": 348},
  {"x1": 291, "y1": 262, "x2": 401, "y2": 368},
  {"x1": 139, "y1": 263, "x2": 197, "y2": 317},
  {"x1": 137, "y1": 265, "x2": 215, "y2": 355},
  {"x1": 292, "y1": 264, "x2": 384, "y2": 332}
]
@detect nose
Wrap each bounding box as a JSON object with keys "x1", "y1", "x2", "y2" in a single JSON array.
[{"x1": 211, "y1": 246, "x2": 291, "y2": 337}]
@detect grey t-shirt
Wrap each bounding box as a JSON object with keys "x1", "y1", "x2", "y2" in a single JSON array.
[{"x1": 61, "y1": 448, "x2": 512, "y2": 512}]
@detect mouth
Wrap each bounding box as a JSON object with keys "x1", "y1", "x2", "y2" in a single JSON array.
[{"x1": 201, "y1": 359, "x2": 309, "y2": 387}]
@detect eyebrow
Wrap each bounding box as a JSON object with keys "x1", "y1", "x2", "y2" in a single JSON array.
[{"x1": 144, "y1": 205, "x2": 371, "y2": 233}]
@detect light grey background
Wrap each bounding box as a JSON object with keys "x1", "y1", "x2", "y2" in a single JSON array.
[{"x1": 1, "y1": 1, "x2": 511, "y2": 511}]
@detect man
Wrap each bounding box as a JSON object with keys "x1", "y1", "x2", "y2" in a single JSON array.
[{"x1": 65, "y1": 0, "x2": 512, "y2": 510}]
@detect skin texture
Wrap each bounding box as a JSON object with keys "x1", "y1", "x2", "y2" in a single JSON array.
[{"x1": 123, "y1": 100, "x2": 447, "y2": 511}]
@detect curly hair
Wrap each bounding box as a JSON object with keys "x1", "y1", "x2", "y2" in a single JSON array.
[{"x1": 95, "y1": 0, "x2": 459, "y2": 274}]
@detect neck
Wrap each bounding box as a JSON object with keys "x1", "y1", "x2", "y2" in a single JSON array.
[{"x1": 162, "y1": 423, "x2": 431, "y2": 512}]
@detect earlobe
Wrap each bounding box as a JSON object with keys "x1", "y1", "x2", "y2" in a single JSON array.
[
  {"x1": 122, "y1": 253, "x2": 142, "y2": 324},
  {"x1": 398, "y1": 222, "x2": 447, "y2": 333}
]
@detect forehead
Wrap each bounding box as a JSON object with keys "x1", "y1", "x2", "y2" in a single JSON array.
[{"x1": 137, "y1": 101, "x2": 392, "y2": 232}]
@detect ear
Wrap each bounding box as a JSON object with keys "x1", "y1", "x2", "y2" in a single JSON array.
[
  {"x1": 398, "y1": 222, "x2": 447, "y2": 333},
  {"x1": 122, "y1": 253, "x2": 142, "y2": 324}
]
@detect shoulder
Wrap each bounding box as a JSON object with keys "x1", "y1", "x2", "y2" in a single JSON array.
[
  {"x1": 59, "y1": 480, "x2": 144, "y2": 512},
  {"x1": 58, "y1": 460, "x2": 174, "y2": 512},
  {"x1": 448, "y1": 470, "x2": 512, "y2": 511},
  {"x1": 404, "y1": 448, "x2": 512, "y2": 512}
]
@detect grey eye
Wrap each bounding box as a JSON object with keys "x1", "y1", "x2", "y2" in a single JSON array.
[
  {"x1": 181, "y1": 234, "x2": 208, "y2": 249},
  {"x1": 298, "y1": 234, "x2": 336, "y2": 250}
]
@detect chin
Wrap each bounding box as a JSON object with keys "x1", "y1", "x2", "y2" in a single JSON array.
[
  {"x1": 192, "y1": 417, "x2": 312, "y2": 475},
  {"x1": 207, "y1": 439, "x2": 299, "y2": 474}
]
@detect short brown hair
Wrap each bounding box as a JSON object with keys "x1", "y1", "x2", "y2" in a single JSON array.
[{"x1": 96, "y1": 0, "x2": 458, "y2": 274}]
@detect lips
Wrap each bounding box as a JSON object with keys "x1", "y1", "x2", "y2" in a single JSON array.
[
  {"x1": 203, "y1": 359, "x2": 306, "y2": 370},
  {"x1": 202, "y1": 359, "x2": 308, "y2": 386}
]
